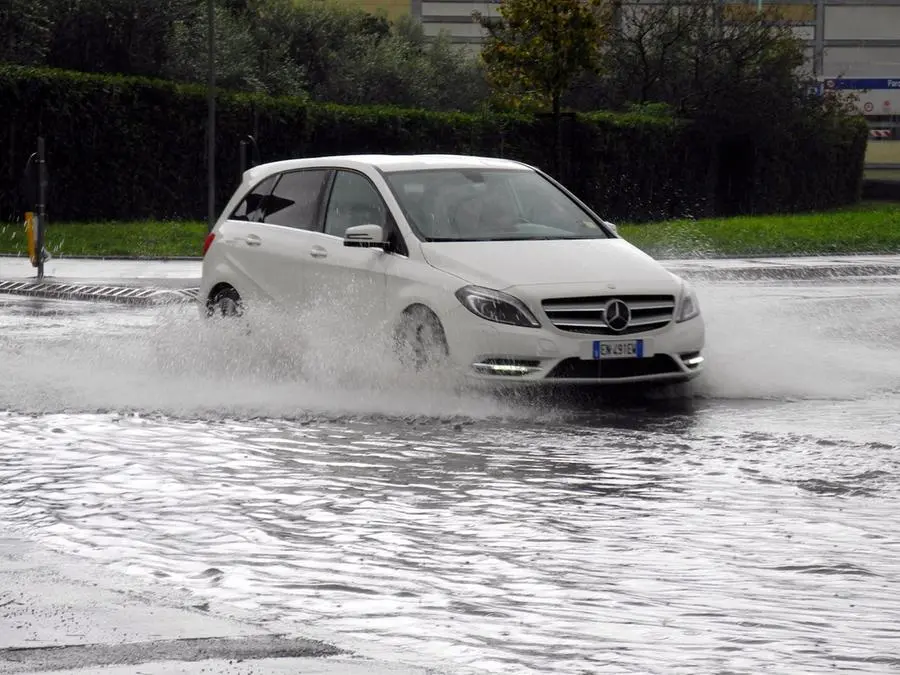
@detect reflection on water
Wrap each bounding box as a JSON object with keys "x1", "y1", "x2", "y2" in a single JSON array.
[{"x1": 0, "y1": 412, "x2": 898, "y2": 674}]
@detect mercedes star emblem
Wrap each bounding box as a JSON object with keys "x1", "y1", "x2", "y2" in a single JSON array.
[{"x1": 604, "y1": 299, "x2": 631, "y2": 332}]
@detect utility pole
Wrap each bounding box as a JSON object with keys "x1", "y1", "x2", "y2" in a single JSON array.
[{"x1": 207, "y1": 0, "x2": 216, "y2": 232}]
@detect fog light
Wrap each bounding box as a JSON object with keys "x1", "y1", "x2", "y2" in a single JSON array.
[
  {"x1": 681, "y1": 352, "x2": 704, "y2": 368},
  {"x1": 472, "y1": 359, "x2": 542, "y2": 377}
]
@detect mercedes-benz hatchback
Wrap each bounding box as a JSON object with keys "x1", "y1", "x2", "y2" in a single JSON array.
[{"x1": 199, "y1": 154, "x2": 705, "y2": 384}]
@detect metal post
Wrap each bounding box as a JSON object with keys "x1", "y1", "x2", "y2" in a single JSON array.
[
  {"x1": 36, "y1": 137, "x2": 47, "y2": 281},
  {"x1": 239, "y1": 139, "x2": 248, "y2": 183},
  {"x1": 247, "y1": 135, "x2": 260, "y2": 167},
  {"x1": 206, "y1": 0, "x2": 216, "y2": 232},
  {"x1": 813, "y1": 0, "x2": 825, "y2": 78}
]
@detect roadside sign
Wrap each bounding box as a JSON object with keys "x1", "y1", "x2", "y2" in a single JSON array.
[
  {"x1": 819, "y1": 77, "x2": 900, "y2": 116},
  {"x1": 823, "y1": 78, "x2": 900, "y2": 90}
]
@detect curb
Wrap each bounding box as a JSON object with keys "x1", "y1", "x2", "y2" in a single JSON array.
[
  {"x1": 0, "y1": 280, "x2": 198, "y2": 305},
  {"x1": 667, "y1": 263, "x2": 900, "y2": 281},
  {"x1": 1, "y1": 259, "x2": 898, "y2": 307},
  {"x1": 0, "y1": 254, "x2": 203, "y2": 262}
]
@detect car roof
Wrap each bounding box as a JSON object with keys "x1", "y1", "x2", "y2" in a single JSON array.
[{"x1": 243, "y1": 154, "x2": 535, "y2": 184}]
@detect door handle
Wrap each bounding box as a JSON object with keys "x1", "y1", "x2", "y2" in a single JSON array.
[
  {"x1": 245, "y1": 234, "x2": 262, "y2": 247},
  {"x1": 309, "y1": 246, "x2": 328, "y2": 259}
]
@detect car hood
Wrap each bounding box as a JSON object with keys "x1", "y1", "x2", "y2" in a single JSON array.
[{"x1": 419, "y1": 238, "x2": 679, "y2": 291}]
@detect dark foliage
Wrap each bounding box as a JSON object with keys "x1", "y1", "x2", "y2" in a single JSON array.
[
  {"x1": 0, "y1": 66, "x2": 866, "y2": 225},
  {"x1": 0, "y1": 0, "x2": 486, "y2": 111}
]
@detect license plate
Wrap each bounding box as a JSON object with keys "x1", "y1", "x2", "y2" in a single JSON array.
[{"x1": 586, "y1": 339, "x2": 645, "y2": 360}]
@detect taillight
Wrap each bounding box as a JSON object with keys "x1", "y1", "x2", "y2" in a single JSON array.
[{"x1": 202, "y1": 232, "x2": 216, "y2": 256}]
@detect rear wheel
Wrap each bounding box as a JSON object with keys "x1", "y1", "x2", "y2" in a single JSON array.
[
  {"x1": 207, "y1": 286, "x2": 243, "y2": 318},
  {"x1": 394, "y1": 306, "x2": 449, "y2": 371}
]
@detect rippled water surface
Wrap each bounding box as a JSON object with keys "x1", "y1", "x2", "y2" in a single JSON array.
[{"x1": 1, "y1": 275, "x2": 900, "y2": 674}]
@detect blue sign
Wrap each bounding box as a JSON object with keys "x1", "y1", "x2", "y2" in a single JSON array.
[{"x1": 823, "y1": 78, "x2": 900, "y2": 91}]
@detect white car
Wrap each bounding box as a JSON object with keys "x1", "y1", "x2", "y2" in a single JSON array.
[{"x1": 199, "y1": 154, "x2": 704, "y2": 385}]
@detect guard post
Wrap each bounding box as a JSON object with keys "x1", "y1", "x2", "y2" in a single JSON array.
[
  {"x1": 20, "y1": 138, "x2": 48, "y2": 280},
  {"x1": 21, "y1": 153, "x2": 37, "y2": 268}
]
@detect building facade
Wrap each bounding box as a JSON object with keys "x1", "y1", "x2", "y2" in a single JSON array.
[{"x1": 404, "y1": 0, "x2": 900, "y2": 115}]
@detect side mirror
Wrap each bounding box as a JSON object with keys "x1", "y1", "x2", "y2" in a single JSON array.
[
  {"x1": 344, "y1": 224, "x2": 386, "y2": 249},
  {"x1": 603, "y1": 220, "x2": 618, "y2": 235}
]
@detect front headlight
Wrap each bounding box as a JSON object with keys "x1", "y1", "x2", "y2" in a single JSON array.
[
  {"x1": 677, "y1": 282, "x2": 701, "y2": 322},
  {"x1": 455, "y1": 286, "x2": 541, "y2": 328}
]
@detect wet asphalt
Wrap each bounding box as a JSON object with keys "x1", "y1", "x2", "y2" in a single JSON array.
[{"x1": 1, "y1": 255, "x2": 899, "y2": 674}]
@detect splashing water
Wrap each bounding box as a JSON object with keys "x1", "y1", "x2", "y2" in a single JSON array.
[
  {"x1": 0, "y1": 298, "x2": 533, "y2": 420},
  {"x1": 694, "y1": 280, "x2": 900, "y2": 401},
  {"x1": 1, "y1": 274, "x2": 899, "y2": 419}
]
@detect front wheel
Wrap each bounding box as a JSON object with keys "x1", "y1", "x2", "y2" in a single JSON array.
[{"x1": 394, "y1": 306, "x2": 449, "y2": 371}]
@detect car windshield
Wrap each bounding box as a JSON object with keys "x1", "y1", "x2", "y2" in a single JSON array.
[{"x1": 384, "y1": 168, "x2": 612, "y2": 242}]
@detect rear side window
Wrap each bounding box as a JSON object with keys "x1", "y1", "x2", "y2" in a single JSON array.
[
  {"x1": 230, "y1": 175, "x2": 277, "y2": 222},
  {"x1": 264, "y1": 170, "x2": 330, "y2": 230}
]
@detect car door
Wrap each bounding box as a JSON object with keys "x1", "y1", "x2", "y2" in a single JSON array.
[
  {"x1": 212, "y1": 173, "x2": 279, "y2": 304},
  {"x1": 303, "y1": 169, "x2": 399, "y2": 331},
  {"x1": 232, "y1": 168, "x2": 330, "y2": 311}
]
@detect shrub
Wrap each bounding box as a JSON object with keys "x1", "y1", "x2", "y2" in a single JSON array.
[{"x1": 0, "y1": 65, "x2": 865, "y2": 225}]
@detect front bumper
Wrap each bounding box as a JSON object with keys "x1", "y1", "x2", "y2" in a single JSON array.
[{"x1": 441, "y1": 305, "x2": 705, "y2": 385}]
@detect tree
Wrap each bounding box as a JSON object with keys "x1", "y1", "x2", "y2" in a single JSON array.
[
  {"x1": 239, "y1": 0, "x2": 485, "y2": 109},
  {"x1": 572, "y1": 0, "x2": 812, "y2": 122},
  {"x1": 1, "y1": 0, "x2": 488, "y2": 110},
  {"x1": 476, "y1": 0, "x2": 610, "y2": 116},
  {"x1": 244, "y1": 0, "x2": 389, "y2": 99},
  {"x1": 164, "y1": 1, "x2": 306, "y2": 95},
  {"x1": 569, "y1": 0, "x2": 862, "y2": 214},
  {"x1": 45, "y1": 0, "x2": 194, "y2": 77},
  {"x1": 0, "y1": 0, "x2": 53, "y2": 65},
  {"x1": 313, "y1": 16, "x2": 488, "y2": 111}
]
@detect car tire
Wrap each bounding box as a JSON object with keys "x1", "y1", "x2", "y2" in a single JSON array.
[
  {"x1": 207, "y1": 286, "x2": 244, "y2": 318},
  {"x1": 395, "y1": 306, "x2": 449, "y2": 371}
]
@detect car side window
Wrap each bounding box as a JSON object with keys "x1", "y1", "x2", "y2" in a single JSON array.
[
  {"x1": 264, "y1": 170, "x2": 329, "y2": 230},
  {"x1": 230, "y1": 175, "x2": 277, "y2": 222},
  {"x1": 323, "y1": 171, "x2": 387, "y2": 238}
]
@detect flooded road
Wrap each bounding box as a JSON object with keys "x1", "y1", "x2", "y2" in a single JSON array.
[{"x1": 1, "y1": 272, "x2": 899, "y2": 674}]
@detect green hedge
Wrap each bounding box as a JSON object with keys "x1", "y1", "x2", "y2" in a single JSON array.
[{"x1": 0, "y1": 65, "x2": 866, "y2": 224}]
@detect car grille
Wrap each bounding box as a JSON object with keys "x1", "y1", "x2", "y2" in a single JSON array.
[
  {"x1": 541, "y1": 295, "x2": 676, "y2": 335},
  {"x1": 546, "y1": 355, "x2": 680, "y2": 379}
]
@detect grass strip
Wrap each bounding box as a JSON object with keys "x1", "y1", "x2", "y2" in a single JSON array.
[
  {"x1": 618, "y1": 202, "x2": 900, "y2": 258},
  {"x1": 0, "y1": 202, "x2": 898, "y2": 259},
  {"x1": 0, "y1": 219, "x2": 208, "y2": 258}
]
